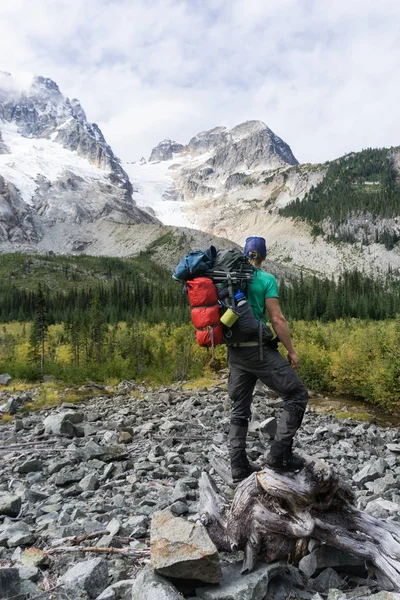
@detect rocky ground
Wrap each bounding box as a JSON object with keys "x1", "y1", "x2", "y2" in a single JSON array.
[{"x1": 0, "y1": 377, "x2": 400, "y2": 599}]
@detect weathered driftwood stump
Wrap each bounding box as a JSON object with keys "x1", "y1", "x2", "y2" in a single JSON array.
[{"x1": 198, "y1": 455, "x2": 400, "y2": 591}]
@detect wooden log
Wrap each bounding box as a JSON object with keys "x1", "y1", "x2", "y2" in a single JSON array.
[{"x1": 199, "y1": 455, "x2": 400, "y2": 590}]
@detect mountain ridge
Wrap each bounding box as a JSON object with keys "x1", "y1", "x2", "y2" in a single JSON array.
[
  {"x1": 0, "y1": 72, "x2": 158, "y2": 245},
  {"x1": 1, "y1": 71, "x2": 400, "y2": 281},
  {"x1": 130, "y1": 134, "x2": 400, "y2": 279}
]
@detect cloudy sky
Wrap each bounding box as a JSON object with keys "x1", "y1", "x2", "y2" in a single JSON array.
[{"x1": 1, "y1": 0, "x2": 399, "y2": 163}]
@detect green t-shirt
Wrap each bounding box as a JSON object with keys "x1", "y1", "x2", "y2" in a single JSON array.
[{"x1": 247, "y1": 269, "x2": 279, "y2": 322}]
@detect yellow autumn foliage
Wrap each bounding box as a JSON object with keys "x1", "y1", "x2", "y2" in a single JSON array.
[{"x1": 1, "y1": 318, "x2": 399, "y2": 411}]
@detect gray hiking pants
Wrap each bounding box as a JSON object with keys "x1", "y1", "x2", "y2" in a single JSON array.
[{"x1": 227, "y1": 345, "x2": 309, "y2": 443}]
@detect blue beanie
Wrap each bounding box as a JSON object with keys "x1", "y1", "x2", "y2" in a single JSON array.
[{"x1": 244, "y1": 236, "x2": 267, "y2": 259}]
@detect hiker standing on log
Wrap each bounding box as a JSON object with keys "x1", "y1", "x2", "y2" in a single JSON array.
[{"x1": 227, "y1": 236, "x2": 309, "y2": 484}]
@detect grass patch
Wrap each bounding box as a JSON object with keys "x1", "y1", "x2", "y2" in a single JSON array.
[
  {"x1": 20, "y1": 382, "x2": 110, "y2": 413},
  {"x1": 334, "y1": 410, "x2": 372, "y2": 422},
  {"x1": 0, "y1": 381, "x2": 34, "y2": 393},
  {"x1": 182, "y1": 373, "x2": 221, "y2": 390},
  {"x1": 1, "y1": 414, "x2": 13, "y2": 424}
]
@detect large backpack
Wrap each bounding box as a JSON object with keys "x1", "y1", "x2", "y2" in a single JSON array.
[
  {"x1": 186, "y1": 277, "x2": 223, "y2": 348},
  {"x1": 173, "y1": 246, "x2": 261, "y2": 348}
]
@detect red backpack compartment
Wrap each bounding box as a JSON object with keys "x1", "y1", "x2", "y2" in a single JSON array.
[
  {"x1": 191, "y1": 304, "x2": 220, "y2": 329},
  {"x1": 185, "y1": 277, "x2": 222, "y2": 348},
  {"x1": 186, "y1": 277, "x2": 218, "y2": 307},
  {"x1": 196, "y1": 324, "x2": 224, "y2": 347}
]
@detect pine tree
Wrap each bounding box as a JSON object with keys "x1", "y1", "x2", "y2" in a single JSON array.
[
  {"x1": 29, "y1": 284, "x2": 48, "y2": 375},
  {"x1": 88, "y1": 292, "x2": 108, "y2": 365}
]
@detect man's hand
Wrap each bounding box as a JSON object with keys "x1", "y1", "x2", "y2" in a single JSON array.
[{"x1": 287, "y1": 350, "x2": 300, "y2": 369}]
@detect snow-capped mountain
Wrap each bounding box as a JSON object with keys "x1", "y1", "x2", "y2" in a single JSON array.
[
  {"x1": 0, "y1": 72, "x2": 157, "y2": 245},
  {"x1": 1, "y1": 70, "x2": 399, "y2": 280},
  {"x1": 124, "y1": 120, "x2": 298, "y2": 226},
  {"x1": 126, "y1": 122, "x2": 400, "y2": 278}
]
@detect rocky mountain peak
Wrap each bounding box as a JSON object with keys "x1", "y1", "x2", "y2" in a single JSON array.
[
  {"x1": 70, "y1": 98, "x2": 86, "y2": 122},
  {"x1": 230, "y1": 119, "x2": 267, "y2": 139},
  {"x1": 0, "y1": 72, "x2": 134, "y2": 191},
  {"x1": 150, "y1": 120, "x2": 298, "y2": 171},
  {"x1": 0, "y1": 71, "x2": 159, "y2": 246},
  {"x1": 149, "y1": 139, "x2": 186, "y2": 162},
  {"x1": 30, "y1": 75, "x2": 61, "y2": 96},
  {"x1": 188, "y1": 126, "x2": 229, "y2": 155}
]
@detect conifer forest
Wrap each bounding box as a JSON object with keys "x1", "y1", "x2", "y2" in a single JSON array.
[{"x1": 0, "y1": 252, "x2": 399, "y2": 411}]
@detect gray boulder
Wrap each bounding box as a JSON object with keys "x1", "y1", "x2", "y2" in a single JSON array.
[
  {"x1": 387, "y1": 444, "x2": 400, "y2": 454},
  {"x1": 195, "y1": 560, "x2": 288, "y2": 600},
  {"x1": 59, "y1": 557, "x2": 108, "y2": 599},
  {"x1": 126, "y1": 515, "x2": 149, "y2": 538},
  {"x1": 43, "y1": 411, "x2": 84, "y2": 437},
  {"x1": 365, "y1": 474, "x2": 397, "y2": 495},
  {"x1": 2, "y1": 395, "x2": 24, "y2": 415},
  {"x1": 96, "y1": 579, "x2": 134, "y2": 600},
  {"x1": 0, "y1": 373, "x2": 12, "y2": 385},
  {"x1": 0, "y1": 521, "x2": 36, "y2": 548},
  {"x1": 313, "y1": 568, "x2": 346, "y2": 594},
  {"x1": 0, "y1": 567, "x2": 21, "y2": 599},
  {"x1": 131, "y1": 566, "x2": 184, "y2": 599},
  {"x1": 79, "y1": 473, "x2": 100, "y2": 491},
  {"x1": 299, "y1": 545, "x2": 363, "y2": 578},
  {"x1": 0, "y1": 493, "x2": 21, "y2": 517},
  {"x1": 16, "y1": 458, "x2": 43, "y2": 474},
  {"x1": 258, "y1": 417, "x2": 277, "y2": 438},
  {"x1": 364, "y1": 498, "x2": 400, "y2": 518},
  {"x1": 353, "y1": 459, "x2": 387, "y2": 487},
  {"x1": 150, "y1": 509, "x2": 221, "y2": 583}
]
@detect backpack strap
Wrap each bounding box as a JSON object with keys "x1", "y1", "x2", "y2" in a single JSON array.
[{"x1": 226, "y1": 273, "x2": 235, "y2": 306}]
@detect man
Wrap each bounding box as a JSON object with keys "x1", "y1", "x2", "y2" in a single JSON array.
[{"x1": 227, "y1": 236, "x2": 309, "y2": 484}]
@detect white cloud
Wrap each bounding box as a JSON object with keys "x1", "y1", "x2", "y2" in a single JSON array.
[{"x1": 0, "y1": 0, "x2": 399, "y2": 163}]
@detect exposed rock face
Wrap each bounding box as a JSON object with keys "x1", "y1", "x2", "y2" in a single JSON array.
[
  {"x1": 188, "y1": 126, "x2": 229, "y2": 155},
  {"x1": 142, "y1": 121, "x2": 400, "y2": 279},
  {"x1": 149, "y1": 139, "x2": 186, "y2": 162},
  {"x1": 0, "y1": 129, "x2": 9, "y2": 154},
  {"x1": 0, "y1": 75, "x2": 131, "y2": 192},
  {"x1": 0, "y1": 72, "x2": 158, "y2": 245},
  {"x1": 210, "y1": 120, "x2": 298, "y2": 171},
  {"x1": 148, "y1": 120, "x2": 298, "y2": 173},
  {"x1": 0, "y1": 175, "x2": 39, "y2": 243}
]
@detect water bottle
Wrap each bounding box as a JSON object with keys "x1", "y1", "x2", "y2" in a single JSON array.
[{"x1": 234, "y1": 291, "x2": 247, "y2": 308}]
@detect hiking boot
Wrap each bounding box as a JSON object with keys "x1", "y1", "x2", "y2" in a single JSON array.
[
  {"x1": 229, "y1": 422, "x2": 259, "y2": 484},
  {"x1": 265, "y1": 451, "x2": 305, "y2": 473},
  {"x1": 265, "y1": 440, "x2": 305, "y2": 473},
  {"x1": 231, "y1": 454, "x2": 260, "y2": 484}
]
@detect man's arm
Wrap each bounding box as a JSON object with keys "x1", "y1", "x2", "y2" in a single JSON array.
[{"x1": 265, "y1": 297, "x2": 299, "y2": 369}]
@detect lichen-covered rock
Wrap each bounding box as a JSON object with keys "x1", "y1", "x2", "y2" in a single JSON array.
[{"x1": 150, "y1": 509, "x2": 221, "y2": 583}]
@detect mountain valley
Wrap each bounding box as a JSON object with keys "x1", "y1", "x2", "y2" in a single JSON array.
[{"x1": 0, "y1": 71, "x2": 400, "y2": 280}]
